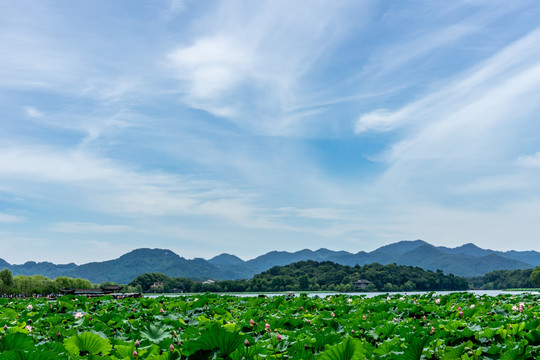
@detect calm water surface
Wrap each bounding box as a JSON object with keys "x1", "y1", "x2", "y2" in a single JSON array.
[{"x1": 148, "y1": 290, "x2": 539, "y2": 298}]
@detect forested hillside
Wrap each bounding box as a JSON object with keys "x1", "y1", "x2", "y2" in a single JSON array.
[{"x1": 130, "y1": 260, "x2": 469, "y2": 292}]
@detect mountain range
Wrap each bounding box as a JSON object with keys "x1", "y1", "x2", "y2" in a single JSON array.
[{"x1": 2, "y1": 240, "x2": 539, "y2": 284}]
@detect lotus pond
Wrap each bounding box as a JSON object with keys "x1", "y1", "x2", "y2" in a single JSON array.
[{"x1": 1, "y1": 292, "x2": 539, "y2": 359}]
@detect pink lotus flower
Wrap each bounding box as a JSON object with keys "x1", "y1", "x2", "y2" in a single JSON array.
[
  {"x1": 4, "y1": 324, "x2": 8, "y2": 330},
  {"x1": 435, "y1": 298, "x2": 440, "y2": 305},
  {"x1": 393, "y1": 317, "x2": 397, "y2": 322},
  {"x1": 470, "y1": 304, "x2": 475, "y2": 309},
  {"x1": 135, "y1": 339, "x2": 140, "y2": 347},
  {"x1": 422, "y1": 315, "x2": 426, "y2": 320},
  {"x1": 362, "y1": 315, "x2": 366, "y2": 320},
  {"x1": 74, "y1": 312, "x2": 84, "y2": 319},
  {"x1": 159, "y1": 308, "x2": 164, "y2": 313},
  {"x1": 27, "y1": 305, "x2": 33, "y2": 310},
  {"x1": 25, "y1": 325, "x2": 32, "y2": 332},
  {"x1": 430, "y1": 326, "x2": 435, "y2": 334},
  {"x1": 276, "y1": 333, "x2": 282, "y2": 341},
  {"x1": 265, "y1": 322, "x2": 270, "y2": 330},
  {"x1": 459, "y1": 311, "x2": 463, "y2": 316},
  {"x1": 249, "y1": 318, "x2": 255, "y2": 326},
  {"x1": 331, "y1": 312, "x2": 335, "y2": 317},
  {"x1": 132, "y1": 350, "x2": 138, "y2": 357},
  {"x1": 244, "y1": 338, "x2": 249, "y2": 346},
  {"x1": 169, "y1": 344, "x2": 174, "y2": 351}
]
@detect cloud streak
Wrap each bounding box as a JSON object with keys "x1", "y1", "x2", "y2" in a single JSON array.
[{"x1": 49, "y1": 222, "x2": 133, "y2": 234}]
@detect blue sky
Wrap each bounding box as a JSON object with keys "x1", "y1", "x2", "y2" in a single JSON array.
[{"x1": 2, "y1": 0, "x2": 540, "y2": 264}]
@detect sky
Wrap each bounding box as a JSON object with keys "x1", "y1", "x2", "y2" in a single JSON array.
[{"x1": 2, "y1": 0, "x2": 540, "y2": 264}]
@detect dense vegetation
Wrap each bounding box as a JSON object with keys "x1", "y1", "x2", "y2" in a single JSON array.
[
  {"x1": 468, "y1": 267, "x2": 540, "y2": 290},
  {"x1": 130, "y1": 261, "x2": 469, "y2": 293},
  {"x1": 0, "y1": 269, "x2": 139, "y2": 296},
  {"x1": 1, "y1": 292, "x2": 540, "y2": 358},
  {"x1": 251, "y1": 261, "x2": 468, "y2": 292}
]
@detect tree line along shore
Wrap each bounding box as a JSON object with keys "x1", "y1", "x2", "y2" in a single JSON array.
[{"x1": 1, "y1": 261, "x2": 540, "y2": 296}]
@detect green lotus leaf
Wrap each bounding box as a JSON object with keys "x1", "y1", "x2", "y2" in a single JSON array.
[
  {"x1": 399, "y1": 336, "x2": 428, "y2": 360},
  {"x1": 140, "y1": 323, "x2": 169, "y2": 343},
  {"x1": 0, "y1": 350, "x2": 61, "y2": 360},
  {"x1": 185, "y1": 323, "x2": 244, "y2": 357},
  {"x1": 63, "y1": 332, "x2": 112, "y2": 356},
  {"x1": 318, "y1": 337, "x2": 365, "y2": 360},
  {"x1": 440, "y1": 344, "x2": 465, "y2": 360},
  {"x1": 114, "y1": 344, "x2": 138, "y2": 358},
  {"x1": 0, "y1": 333, "x2": 35, "y2": 352},
  {"x1": 373, "y1": 337, "x2": 399, "y2": 357}
]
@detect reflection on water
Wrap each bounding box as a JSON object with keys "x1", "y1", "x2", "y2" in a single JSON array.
[{"x1": 147, "y1": 290, "x2": 539, "y2": 298}]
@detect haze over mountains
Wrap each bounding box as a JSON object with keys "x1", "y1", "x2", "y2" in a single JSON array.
[{"x1": 2, "y1": 240, "x2": 539, "y2": 284}]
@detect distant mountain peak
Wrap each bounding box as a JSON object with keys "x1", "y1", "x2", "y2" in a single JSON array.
[
  {"x1": 208, "y1": 253, "x2": 245, "y2": 266},
  {"x1": 3, "y1": 240, "x2": 540, "y2": 283},
  {"x1": 372, "y1": 239, "x2": 429, "y2": 255}
]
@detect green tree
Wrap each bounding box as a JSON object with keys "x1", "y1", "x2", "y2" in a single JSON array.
[
  {"x1": 0, "y1": 268, "x2": 14, "y2": 287},
  {"x1": 530, "y1": 267, "x2": 540, "y2": 287},
  {"x1": 298, "y1": 275, "x2": 309, "y2": 290}
]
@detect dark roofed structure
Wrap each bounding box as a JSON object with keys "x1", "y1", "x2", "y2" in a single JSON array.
[
  {"x1": 60, "y1": 285, "x2": 141, "y2": 298},
  {"x1": 354, "y1": 279, "x2": 372, "y2": 290}
]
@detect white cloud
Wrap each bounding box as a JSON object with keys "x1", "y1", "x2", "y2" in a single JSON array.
[
  {"x1": 165, "y1": 0, "x2": 365, "y2": 134},
  {"x1": 0, "y1": 143, "x2": 265, "y2": 226},
  {"x1": 49, "y1": 222, "x2": 133, "y2": 234},
  {"x1": 517, "y1": 152, "x2": 540, "y2": 168},
  {"x1": 24, "y1": 106, "x2": 43, "y2": 118},
  {"x1": 356, "y1": 27, "x2": 540, "y2": 135},
  {"x1": 168, "y1": 36, "x2": 253, "y2": 100},
  {"x1": 279, "y1": 207, "x2": 347, "y2": 220},
  {"x1": 0, "y1": 213, "x2": 24, "y2": 223}
]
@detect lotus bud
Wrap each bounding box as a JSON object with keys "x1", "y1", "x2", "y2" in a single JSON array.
[
  {"x1": 56, "y1": 332, "x2": 61, "y2": 338},
  {"x1": 331, "y1": 312, "x2": 335, "y2": 317},
  {"x1": 132, "y1": 350, "x2": 138, "y2": 357},
  {"x1": 135, "y1": 339, "x2": 140, "y2": 347},
  {"x1": 276, "y1": 333, "x2": 282, "y2": 341},
  {"x1": 4, "y1": 324, "x2": 7, "y2": 330},
  {"x1": 265, "y1": 322, "x2": 270, "y2": 330},
  {"x1": 244, "y1": 339, "x2": 249, "y2": 347},
  {"x1": 249, "y1": 318, "x2": 255, "y2": 326},
  {"x1": 169, "y1": 344, "x2": 174, "y2": 351}
]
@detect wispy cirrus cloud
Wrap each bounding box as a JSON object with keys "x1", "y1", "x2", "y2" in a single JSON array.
[
  {"x1": 165, "y1": 0, "x2": 368, "y2": 135},
  {"x1": 50, "y1": 222, "x2": 133, "y2": 234},
  {"x1": 356, "y1": 27, "x2": 540, "y2": 136}
]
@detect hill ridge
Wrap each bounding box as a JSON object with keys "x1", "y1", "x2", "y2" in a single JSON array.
[{"x1": 1, "y1": 240, "x2": 539, "y2": 283}]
